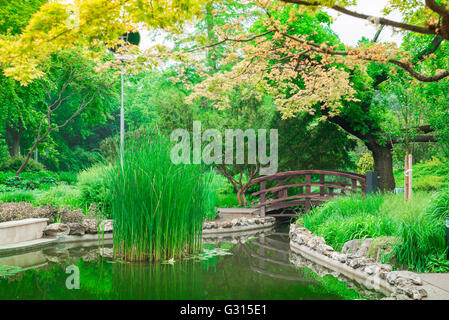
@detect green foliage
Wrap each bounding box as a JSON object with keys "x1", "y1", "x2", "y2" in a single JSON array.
[
  {"x1": 0, "y1": 156, "x2": 45, "y2": 173},
  {"x1": 0, "y1": 142, "x2": 8, "y2": 164},
  {"x1": 57, "y1": 171, "x2": 78, "y2": 185},
  {"x1": 357, "y1": 153, "x2": 374, "y2": 175},
  {"x1": 425, "y1": 252, "x2": 449, "y2": 273},
  {"x1": 0, "y1": 184, "x2": 84, "y2": 212},
  {"x1": 108, "y1": 129, "x2": 216, "y2": 262},
  {"x1": 216, "y1": 193, "x2": 238, "y2": 208},
  {"x1": 0, "y1": 190, "x2": 36, "y2": 203},
  {"x1": 273, "y1": 113, "x2": 357, "y2": 172},
  {"x1": 77, "y1": 164, "x2": 112, "y2": 217},
  {"x1": 426, "y1": 188, "x2": 449, "y2": 221},
  {"x1": 43, "y1": 146, "x2": 103, "y2": 173},
  {"x1": 392, "y1": 212, "x2": 445, "y2": 271},
  {"x1": 0, "y1": 0, "x2": 46, "y2": 35},
  {"x1": 394, "y1": 156, "x2": 449, "y2": 191},
  {"x1": 301, "y1": 192, "x2": 448, "y2": 272},
  {"x1": 32, "y1": 185, "x2": 83, "y2": 210},
  {"x1": 0, "y1": 170, "x2": 59, "y2": 192},
  {"x1": 413, "y1": 175, "x2": 444, "y2": 192}
]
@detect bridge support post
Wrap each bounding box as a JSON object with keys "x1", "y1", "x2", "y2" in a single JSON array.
[{"x1": 260, "y1": 205, "x2": 266, "y2": 218}]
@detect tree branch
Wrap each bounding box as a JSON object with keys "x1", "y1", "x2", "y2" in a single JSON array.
[
  {"x1": 281, "y1": 0, "x2": 438, "y2": 36},
  {"x1": 425, "y1": 0, "x2": 449, "y2": 17}
]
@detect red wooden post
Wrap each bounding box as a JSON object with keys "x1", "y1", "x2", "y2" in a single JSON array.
[
  {"x1": 320, "y1": 174, "x2": 325, "y2": 197},
  {"x1": 305, "y1": 174, "x2": 311, "y2": 213},
  {"x1": 260, "y1": 181, "x2": 266, "y2": 217},
  {"x1": 278, "y1": 179, "x2": 286, "y2": 199},
  {"x1": 352, "y1": 179, "x2": 357, "y2": 193}
]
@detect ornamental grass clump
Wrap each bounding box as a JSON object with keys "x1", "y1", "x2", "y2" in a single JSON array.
[{"x1": 108, "y1": 130, "x2": 215, "y2": 262}]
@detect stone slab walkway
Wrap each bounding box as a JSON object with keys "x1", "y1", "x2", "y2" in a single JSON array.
[
  {"x1": 216, "y1": 208, "x2": 260, "y2": 216},
  {"x1": 0, "y1": 238, "x2": 57, "y2": 255},
  {"x1": 420, "y1": 273, "x2": 449, "y2": 300}
]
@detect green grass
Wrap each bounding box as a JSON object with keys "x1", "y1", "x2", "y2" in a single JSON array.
[
  {"x1": 301, "y1": 191, "x2": 449, "y2": 272},
  {"x1": 108, "y1": 130, "x2": 216, "y2": 262},
  {"x1": 0, "y1": 190, "x2": 37, "y2": 203},
  {"x1": 32, "y1": 184, "x2": 83, "y2": 209},
  {"x1": 0, "y1": 184, "x2": 85, "y2": 211}
]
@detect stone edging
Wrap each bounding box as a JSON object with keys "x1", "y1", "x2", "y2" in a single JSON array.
[
  {"x1": 202, "y1": 217, "x2": 276, "y2": 235},
  {"x1": 289, "y1": 224, "x2": 428, "y2": 300}
]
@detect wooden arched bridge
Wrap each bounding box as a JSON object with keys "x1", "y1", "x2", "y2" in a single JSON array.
[{"x1": 250, "y1": 170, "x2": 367, "y2": 217}]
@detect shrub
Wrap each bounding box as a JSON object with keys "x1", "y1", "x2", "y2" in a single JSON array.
[
  {"x1": 413, "y1": 175, "x2": 443, "y2": 191},
  {"x1": 0, "y1": 202, "x2": 54, "y2": 223},
  {"x1": 77, "y1": 163, "x2": 112, "y2": 217},
  {"x1": 42, "y1": 145, "x2": 102, "y2": 172},
  {"x1": 394, "y1": 156, "x2": 449, "y2": 189},
  {"x1": 33, "y1": 185, "x2": 83, "y2": 209},
  {"x1": 0, "y1": 202, "x2": 85, "y2": 224},
  {"x1": 356, "y1": 153, "x2": 374, "y2": 175},
  {"x1": 5, "y1": 176, "x2": 38, "y2": 190},
  {"x1": 58, "y1": 171, "x2": 78, "y2": 185},
  {"x1": 53, "y1": 205, "x2": 85, "y2": 223},
  {"x1": 3, "y1": 175, "x2": 57, "y2": 191},
  {"x1": 0, "y1": 156, "x2": 46, "y2": 173}
]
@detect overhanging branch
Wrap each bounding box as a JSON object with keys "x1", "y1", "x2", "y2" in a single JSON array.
[{"x1": 281, "y1": 0, "x2": 438, "y2": 36}]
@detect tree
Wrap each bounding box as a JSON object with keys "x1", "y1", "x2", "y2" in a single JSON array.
[
  {"x1": 0, "y1": 0, "x2": 47, "y2": 35},
  {"x1": 15, "y1": 48, "x2": 117, "y2": 175},
  {"x1": 272, "y1": 112, "x2": 357, "y2": 172},
  {"x1": 279, "y1": 0, "x2": 449, "y2": 82},
  {"x1": 0, "y1": 0, "x2": 209, "y2": 84},
  {"x1": 184, "y1": 4, "x2": 449, "y2": 191},
  {"x1": 0, "y1": 0, "x2": 49, "y2": 158},
  {"x1": 0, "y1": 74, "x2": 46, "y2": 157}
]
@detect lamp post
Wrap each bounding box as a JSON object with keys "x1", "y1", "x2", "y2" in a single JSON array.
[
  {"x1": 111, "y1": 31, "x2": 140, "y2": 168},
  {"x1": 113, "y1": 55, "x2": 129, "y2": 169},
  {"x1": 120, "y1": 59, "x2": 125, "y2": 168}
]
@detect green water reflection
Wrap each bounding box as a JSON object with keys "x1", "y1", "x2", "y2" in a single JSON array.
[{"x1": 0, "y1": 230, "x2": 369, "y2": 300}]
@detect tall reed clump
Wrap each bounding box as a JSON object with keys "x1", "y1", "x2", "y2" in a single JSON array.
[{"x1": 108, "y1": 130, "x2": 215, "y2": 262}]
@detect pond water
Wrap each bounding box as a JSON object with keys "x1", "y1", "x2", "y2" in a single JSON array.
[{"x1": 0, "y1": 225, "x2": 379, "y2": 300}]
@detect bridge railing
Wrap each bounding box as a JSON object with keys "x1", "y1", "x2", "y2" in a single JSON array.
[{"x1": 250, "y1": 170, "x2": 367, "y2": 217}]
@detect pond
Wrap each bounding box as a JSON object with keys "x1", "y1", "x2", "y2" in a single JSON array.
[{"x1": 0, "y1": 225, "x2": 381, "y2": 300}]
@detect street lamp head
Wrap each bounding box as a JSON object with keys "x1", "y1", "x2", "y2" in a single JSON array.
[{"x1": 110, "y1": 31, "x2": 141, "y2": 54}]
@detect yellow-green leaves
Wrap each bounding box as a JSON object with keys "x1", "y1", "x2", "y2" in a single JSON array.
[{"x1": 0, "y1": 0, "x2": 208, "y2": 84}]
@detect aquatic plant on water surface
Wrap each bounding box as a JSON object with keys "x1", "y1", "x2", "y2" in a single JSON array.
[{"x1": 108, "y1": 129, "x2": 215, "y2": 262}]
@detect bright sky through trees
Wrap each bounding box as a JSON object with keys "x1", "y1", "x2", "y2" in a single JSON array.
[{"x1": 328, "y1": 0, "x2": 403, "y2": 45}]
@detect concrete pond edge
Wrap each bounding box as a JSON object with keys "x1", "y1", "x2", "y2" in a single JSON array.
[
  {"x1": 0, "y1": 216, "x2": 276, "y2": 256},
  {"x1": 202, "y1": 216, "x2": 276, "y2": 235}
]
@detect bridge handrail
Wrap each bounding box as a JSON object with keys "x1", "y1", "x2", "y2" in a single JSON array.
[
  {"x1": 251, "y1": 182, "x2": 364, "y2": 197},
  {"x1": 250, "y1": 169, "x2": 367, "y2": 216},
  {"x1": 252, "y1": 170, "x2": 366, "y2": 184}
]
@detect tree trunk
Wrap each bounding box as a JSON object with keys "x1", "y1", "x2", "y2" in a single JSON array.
[
  {"x1": 6, "y1": 124, "x2": 21, "y2": 157},
  {"x1": 237, "y1": 189, "x2": 244, "y2": 207},
  {"x1": 16, "y1": 142, "x2": 36, "y2": 176},
  {"x1": 367, "y1": 142, "x2": 396, "y2": 191}
]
